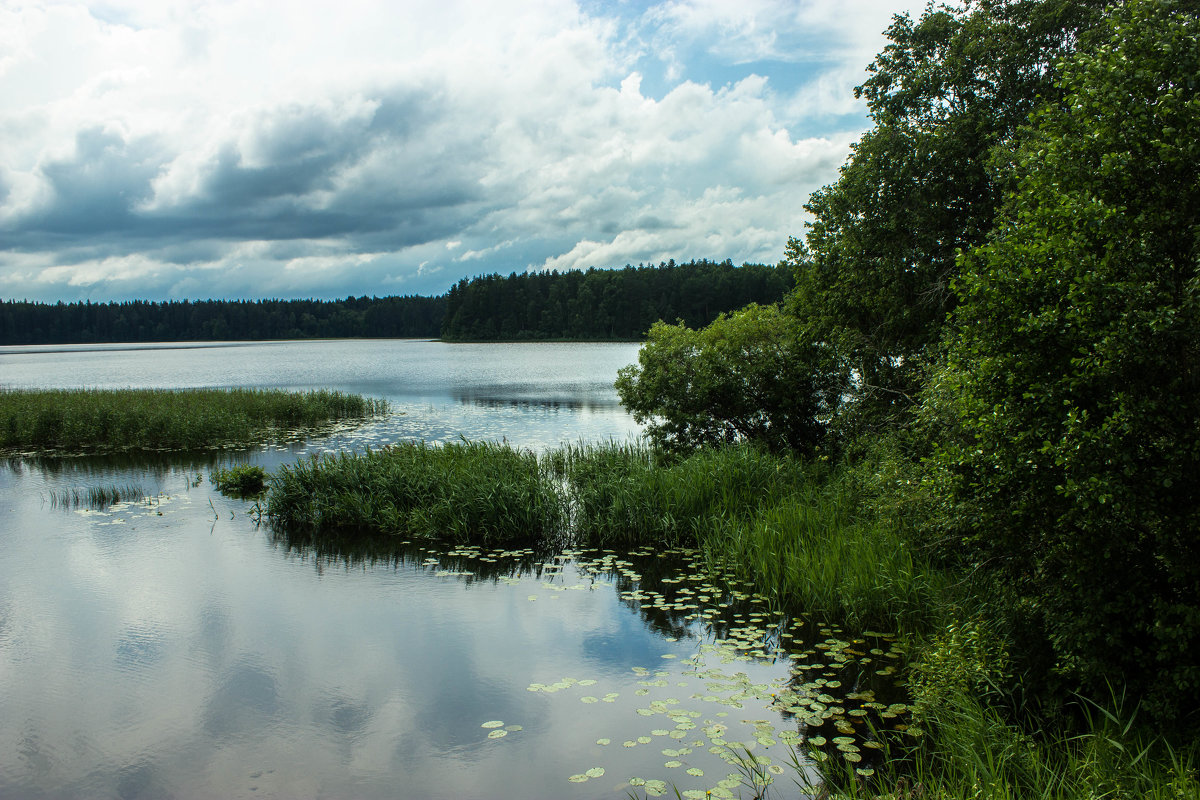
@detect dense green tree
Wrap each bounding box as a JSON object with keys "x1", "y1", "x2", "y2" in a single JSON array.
[
  {"x1": 920, "y1": 0, "x2": 1200, "y2": 724},
  {"x1": 615, "y1": 304, "x2": 841, "y2": 455},
  {"x1": 790, "y1": 0, "x2": 1107, "y2": 434}
]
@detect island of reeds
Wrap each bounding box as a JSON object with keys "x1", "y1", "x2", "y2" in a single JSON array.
[
  {"x1": 263, "y1": 3, "x2": 1200, "y2": 798},
  {"x1": 0, "y1": 388, "x2": 387, "y2": 454}
]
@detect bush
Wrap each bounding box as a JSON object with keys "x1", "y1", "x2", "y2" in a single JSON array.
[{"x1": 615, "y1": 304, "x2": 841, "y2": 455}]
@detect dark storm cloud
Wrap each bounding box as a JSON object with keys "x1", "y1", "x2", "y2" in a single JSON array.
[{"x1": 5, "y1": 84, "x2": 489, "y2": 257}]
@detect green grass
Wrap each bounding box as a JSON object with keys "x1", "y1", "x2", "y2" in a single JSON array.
[
  {"x1": 47, "y1": 482, "x2": 153, "y2": 509},
  {"x1": 548, "y1": 442, "x2": 806, "y2": 548},
  {"x1": 266, "y1": 440, "x2": 563, "y2": 545},
  {"x1": 211, "y1": 463, "x2": 268, "y2": 497},
  {"x1": 0, "y1": 388, "x2": 387, "y2": 454}
]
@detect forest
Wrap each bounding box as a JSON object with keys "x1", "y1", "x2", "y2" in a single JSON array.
[
  {"x1": 0, "y1": 259, "x2": 788, "y2": 345},
  {"x1": 441, "y1": 259, "x2": 790, "y2": 340},
  {"x1": 0, "y1": 295, "x2": 446, "y2": 345}
]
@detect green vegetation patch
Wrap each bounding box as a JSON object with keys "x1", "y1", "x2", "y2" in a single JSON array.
[
  {"x1": 266, "y1": 440, "x2": 562, "y2": 545},
  {"x1": 0, "y1": 388, "x2": 386, "y2": 455},
  {"x1": 211, "y1": 463, "x2": 268, "y2": 498}
]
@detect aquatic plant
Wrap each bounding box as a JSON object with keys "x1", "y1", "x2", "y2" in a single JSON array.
[
  {"x1": 47, "y1": 482, "x2": 153, "y2": 509},
  {"x1": 0, "y1": 388, "x2": 387, "y2": 454},
  {"x1": 211, "y1": 463, "x2": 267, "y2": 497},
  {"x1": 266, "y1": 440, "x2": 563, "y2": 545}
]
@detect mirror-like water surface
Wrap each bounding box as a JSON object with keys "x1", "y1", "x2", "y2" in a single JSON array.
[{"x1": 0, "y1": 340, "x2": 901, "y2": 799}]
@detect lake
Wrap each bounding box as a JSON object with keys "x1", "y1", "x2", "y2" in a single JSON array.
[{"x1": 0, "y1": 339, "x2": 897, "y2": 799}]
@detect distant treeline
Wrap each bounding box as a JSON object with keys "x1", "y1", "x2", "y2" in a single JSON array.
[
  {"x1": 0, "y1": 296, "x2": 446, "y2": 345},
  {"x1": 0, "y1": 260, "x2": 790, "y2": 345},
  {"x1": 442, "y1": 260, "x2": 791, "y2": 341}
]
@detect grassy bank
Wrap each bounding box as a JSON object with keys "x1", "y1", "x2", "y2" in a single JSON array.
[
  {"x1": 262, "y1": 439, "x2": 1197, "y2": 798},
  {"x1": 0, "y1": 388, "x2": 387, "y2": 454}
]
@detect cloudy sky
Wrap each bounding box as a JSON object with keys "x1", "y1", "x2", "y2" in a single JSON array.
[{"x1": 0, "y1": 0, "x2": 929, "y2": 303}]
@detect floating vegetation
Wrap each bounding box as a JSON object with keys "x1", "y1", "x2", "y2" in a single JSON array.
[{"x1": 396, "y1": 540, "x2": 914, "y2": 799}]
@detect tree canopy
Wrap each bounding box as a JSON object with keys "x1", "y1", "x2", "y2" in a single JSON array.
[
  {"x1": 921, "y1": 0, "x2": 1200, "y2": 722},
  {"x1": 790, "y1": 0, "x2": 1107, "y2": 434}
]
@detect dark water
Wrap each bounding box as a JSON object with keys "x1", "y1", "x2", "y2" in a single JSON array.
[{"x1": 0, "y1": 340, "x2": 893, "y2": 799}]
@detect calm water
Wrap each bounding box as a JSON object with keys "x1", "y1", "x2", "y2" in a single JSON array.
[{"x1": 0, "y1": 340, "x2": 892, "y2": 799}]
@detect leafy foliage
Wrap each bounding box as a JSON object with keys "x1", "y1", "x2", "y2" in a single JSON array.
[
  {"x1": 615, "y1": 304, "x2": 841, "y2": 455},
  {"x1": 790, "y1": 0, "x2": 1107, "y2": 431},
  {"x1": 921, "y1": 0, "x2": 1200, "y2": 725}
]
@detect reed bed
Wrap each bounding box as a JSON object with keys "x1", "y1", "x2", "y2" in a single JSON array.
[
  {"x1": 47, "y1": 482, "x2": 152, "y2": 509},
  {"x1": 549, "y1": 441, "x2": 806, "y2": 548},
  {"x1": 266, "y1": 440, "x2": 563, "y2": 545},
  {"x1": 0, "y1": 388, "x2": 387, "y2": 453}
]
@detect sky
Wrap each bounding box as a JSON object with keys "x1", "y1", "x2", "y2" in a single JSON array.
[{"x1": 0, "y1": 0, "x2": 931, "y2": 303}]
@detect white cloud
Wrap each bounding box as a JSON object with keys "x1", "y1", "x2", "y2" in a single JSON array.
[{"x1": 0, "y1": 0, "x2": 928, "y2": 302}]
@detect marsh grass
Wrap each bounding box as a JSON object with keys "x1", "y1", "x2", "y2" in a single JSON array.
[
  {"x1": 550, "y1": 442, "x2": 806, "y2": 548},
  {"x1": 47, "y1": 482, "x2": 153, "y2": 509},
  {"x1": 0, "y1": 388, "x2": 387, "y2": 454},
  {"x1": 824, "y1": 689, "x2": 1200, "y2": 800},
  {"x1": 267, "y1": 440, "x2": 563, "y2": 545},
  {"x1": 211, "y1": 463, "x2": 267, "y2": 497}
]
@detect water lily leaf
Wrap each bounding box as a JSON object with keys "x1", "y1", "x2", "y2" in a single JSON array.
[
  {"x1": 567, "y1": 774, "x2": 588, "y2": 783},
  {"x1": 580, "y1": 696, "x2": 598, "y2": 704},
  {"x1": 481, "y1": 721, "x2": 504, "y2": 729},
  {"x1": 664, "y1": 760, "x2": 682, "y2": 768},
  {"x1": 686, "y1": 767, "x2": 704, "y2": 777},
  {"x1": 487, "y1": 729, "x2": 507, "y2": 739},
  {"x1": 596, "y1": 738, "x2": 611, "y2": 745},
  {"x1": 585, "y1": 767, "x2": 605, "y2": 778}
]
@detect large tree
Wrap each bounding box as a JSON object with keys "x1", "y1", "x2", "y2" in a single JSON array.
[
  {"x1": 790, "y1": 0, "x2": 1107, "y2": 434},
  {"x1": 922, "y1": 0, "x2": 1200, "y2": 723}
]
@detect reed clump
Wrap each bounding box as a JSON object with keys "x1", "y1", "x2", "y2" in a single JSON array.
[
  {"x1": 0, "y1": 388, "x2": 386, "y2": 454},
  {"x1": 549, "y1": 441, "x2": 806, "y2": 548},
  {"x1": 47, "y1": 482, "x2": 152, "y2": 509},
  {"x1": 266, "y1": 440, "x2": 562, "y2": 545}
]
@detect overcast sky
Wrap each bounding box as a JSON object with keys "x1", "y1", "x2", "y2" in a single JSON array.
[{"x1": 0, "y1": 0, "x2": 930, "y2": 303}]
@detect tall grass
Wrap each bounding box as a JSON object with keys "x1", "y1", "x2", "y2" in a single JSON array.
[
  {"x1": 266, "y1": 440, "x2": 562, "y2": 545},
  {"x1": 47, "y1": 482, "x2": 152, "y2": 509},
  {"x1": 550, "y1": 442, "x2": 806, "y2": 548},
  {"x1": 0, "y1": 388, "x2": 387, "y2": 453},
  {"x1": 823, "y1": 688, "x2": 1199, "y2": 800}
]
